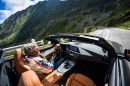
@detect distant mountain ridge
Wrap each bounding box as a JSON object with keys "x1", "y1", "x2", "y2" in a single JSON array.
[{"x1": 0, "y1": 0, "x2": 130, "y2": 48}]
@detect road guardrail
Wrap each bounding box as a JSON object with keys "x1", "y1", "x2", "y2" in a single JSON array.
[{"x1": 3, "y1": 39, "x2": 44, "y2": 53}]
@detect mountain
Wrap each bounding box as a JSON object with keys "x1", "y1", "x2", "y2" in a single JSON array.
[{"x1": 0, "y1": 0, "x2": 130, "y2": 48}]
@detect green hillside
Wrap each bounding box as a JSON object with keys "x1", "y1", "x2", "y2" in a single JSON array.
[{"x1": 0, "y1": 0, "x2": 130, "y2": 48}]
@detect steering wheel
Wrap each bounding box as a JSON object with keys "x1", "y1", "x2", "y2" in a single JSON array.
[{"x1": 53, "y1": 47, "x2": 62, "y2": 60}]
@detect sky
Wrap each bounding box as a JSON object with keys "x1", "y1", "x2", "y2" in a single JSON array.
[{"x1": 0, "y1": 0, "x2": 44, "y2": 24}]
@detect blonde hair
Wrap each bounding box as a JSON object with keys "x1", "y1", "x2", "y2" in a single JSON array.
[{"x1": 24, "y1": 43, "x2": 37, "y2": 54}]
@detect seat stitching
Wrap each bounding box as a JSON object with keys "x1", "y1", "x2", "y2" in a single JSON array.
[{"x1": 73, "y1": 79, "x2": 86, "y2": 86}]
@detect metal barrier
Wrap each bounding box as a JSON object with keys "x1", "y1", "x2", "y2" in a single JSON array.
[{"x1": 3, "y1": 39, "x2": 44, "y2": 53}]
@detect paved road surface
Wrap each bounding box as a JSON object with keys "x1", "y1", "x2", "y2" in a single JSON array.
[{"x1": 90, "y1": 27, "x2": 130, "y2": 53}]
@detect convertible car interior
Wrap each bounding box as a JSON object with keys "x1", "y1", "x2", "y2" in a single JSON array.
[{"x1": 0, "y1": 34, "x2": 130, "y2": 86}]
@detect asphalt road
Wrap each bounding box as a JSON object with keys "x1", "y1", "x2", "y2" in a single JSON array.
[{"x1": 90, "y1": 27, "x2": 130, "y2": 53}]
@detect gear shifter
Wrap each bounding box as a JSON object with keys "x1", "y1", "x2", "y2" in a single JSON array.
[
  {"x1": 57, "y1": 60, "x2": 75, "y2": 74},
  {"x1": 64, "y1": 60, "x2": 71, "y2": 69}
]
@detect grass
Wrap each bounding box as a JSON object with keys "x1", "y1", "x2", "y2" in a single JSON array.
[
  {"x1": 117, "y1": 20, "x2": 130, "y2": 30},
  {"x1": 5, "y1": 51, "x2": 15, "y2": 58}
]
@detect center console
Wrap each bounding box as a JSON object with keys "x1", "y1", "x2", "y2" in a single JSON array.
[
  {"x1": 42, "y1": 60, "x2": 75, "y2": 85},
  {"x1": 57, "y1": 60, "x2": 76, "y2": 74}
]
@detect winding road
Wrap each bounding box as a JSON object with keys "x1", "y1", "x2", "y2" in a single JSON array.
[{"x1": 90, "y1": 27, "x2": 130, "y2": 53}]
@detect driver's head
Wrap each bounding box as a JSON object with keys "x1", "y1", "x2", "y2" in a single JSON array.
[{"x1": 24, "y1": 43, "x2": 39, "y2": 56}]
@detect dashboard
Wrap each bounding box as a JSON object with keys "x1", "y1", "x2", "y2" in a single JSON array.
[
  {"x1": 60, "y1": 41, "x2": 110, "y2": 64},
  {"x1": 67, "y1": 45, "x2": 79, "y2": 53}
]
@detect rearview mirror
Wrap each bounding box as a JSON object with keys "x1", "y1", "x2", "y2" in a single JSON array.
[{"x1": 124, "y1": 49, "x2": 130, "y2": 58}]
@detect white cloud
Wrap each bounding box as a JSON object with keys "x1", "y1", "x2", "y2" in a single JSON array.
[
  {"x1": 0, "y1": 10, "x2": 12, "y2": 23},
  {"x1": 0, "y1": 0, "x2": 44, "y2": 24}
]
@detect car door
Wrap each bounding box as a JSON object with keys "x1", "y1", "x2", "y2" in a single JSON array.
[
  {"x1": 109, "y1": 58, "x2": 130, "y2": 86},
  {"x1": 0, "y1": 49, "x2": 18, "y2": 86}
]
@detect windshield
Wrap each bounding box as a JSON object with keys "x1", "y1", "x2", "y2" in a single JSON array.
[{"x1": 107, "y1": 40, "x2": 123, "y2": 54}]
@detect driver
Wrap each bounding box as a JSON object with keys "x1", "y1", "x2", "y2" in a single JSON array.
[{"x1": 23, "y1": 43, "x2": 60, "y2": 78}]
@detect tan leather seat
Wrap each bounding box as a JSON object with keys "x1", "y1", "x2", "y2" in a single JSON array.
[
  {"x1": 14, "y1": 48, "x2": 49, "y2": 79},
  {"x1": 18, "y1": 70, "x2": 58, "y2": 86},
  {"x1": 18, "y1": 70, "x2": 43, "y2": 86},
  {"x1": 18, "y1": 70, "x2": 96, "y2": 86},
  {"x1": 66, "y1": 73, "x2": 96, "y2": 86},
  {"x1": 14, "y1": 48, "x2": 31, "y2": 75}
]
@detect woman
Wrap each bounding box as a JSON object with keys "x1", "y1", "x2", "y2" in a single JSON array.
[{"x1": 24, "y1": 43, "x2": 60, "y2": 78}]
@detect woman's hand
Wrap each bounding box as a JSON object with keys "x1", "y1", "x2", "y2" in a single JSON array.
[{"x1": 54, "y1": 44, "x2": 61, "y2": 51}]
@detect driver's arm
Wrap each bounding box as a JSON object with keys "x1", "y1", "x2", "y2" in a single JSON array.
[{"x1": 39, "y1": 44, "x2": 60, "y2": 59}]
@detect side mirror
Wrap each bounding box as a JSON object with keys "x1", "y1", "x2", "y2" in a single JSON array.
[{"x1": 124, "y1": 49, "x2": 130, "y2": 58}]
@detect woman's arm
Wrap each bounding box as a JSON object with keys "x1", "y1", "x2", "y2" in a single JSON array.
[{"x1": 39, "y1": 44, "x2": 60, "y2": 59}]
